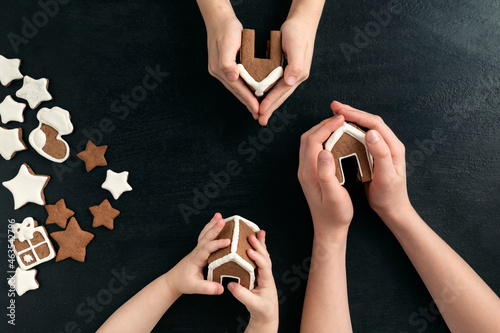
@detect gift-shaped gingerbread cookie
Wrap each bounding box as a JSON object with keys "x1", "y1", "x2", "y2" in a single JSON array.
[
  {"x1": 238, "y1": 29, "x2": 284, "y2": 97},
  {"x1": 10, "y1": 217, "x2": 56, "y2": 270},
  {"x1": 28, "y1": 107, "x2": 74, "y2": 163},
  {"x1": 207, "y1": 215, "x2": 260, "y2": 290},
  {"x1": 324, "y1": 122, "x2": 374, "y2": 185}
]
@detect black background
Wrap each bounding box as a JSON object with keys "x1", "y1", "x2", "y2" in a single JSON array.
[{"x1": 1, "y1": 0, "x2": 499, "y2": 332}]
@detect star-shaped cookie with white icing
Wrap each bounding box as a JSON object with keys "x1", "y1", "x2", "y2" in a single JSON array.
[
  {"x1": 2, "y1": 163, "x2": 50, "y2": 209},
  {"x1": 16, "y1": 76, "x2": 53, "y2": 109},
  {"x1": 0, "y1": 95, "x2": 26, "y2": 123},
  {"x1": 8, "y1": 267, "x2": 39, "y2": 296},
  {"x1": 102, "y1": 169, "x2": 132, "y2": 200},
  {"x1": 0, "y1": 55, "x2": 23, "y2": 87},
  {"x1": 0, "y1": 127, "x2": 27, "y2": 160}
]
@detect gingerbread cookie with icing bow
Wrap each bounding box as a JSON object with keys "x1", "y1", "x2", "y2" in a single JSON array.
[{"x1": 238, "y1": 29, "x2": 284, "y2": 97}]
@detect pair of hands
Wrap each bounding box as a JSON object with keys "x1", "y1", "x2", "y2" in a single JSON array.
[
  {"x1": 206, "y1": 13, "x2": 315, "y2": 126},
  {"x1": 298, "y1": 101, "x2": 412, "y2": 237},
  {"x1": 166, "y1": 213, "x2": 279, "y2": 331}
]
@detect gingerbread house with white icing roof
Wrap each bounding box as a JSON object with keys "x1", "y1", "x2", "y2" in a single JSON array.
[
  {"x1": 324, "y1": 122, "x2": 374, "y2": 185},
  {"x1": 207, "y1": 215, "x2": 260, "y2": 290}
]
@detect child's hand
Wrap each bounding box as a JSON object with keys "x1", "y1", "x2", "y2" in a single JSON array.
[
  {"x1": 258, "y1": 14, "x2": 317, "y2": 126},
  {"x1": 331, "y1": 102, "x2": 412, "y2": 223},
  {"x1": 298, "y1": 114, "x2": 354, "y2": 237},
  {"x1": 228, "y1": 230, "x2": 279, "y2": 333},
  {"x1": 205, "y1": 13, "x2": 260, "y2": 118},
  {"x1": 166, "y1": 213, "x2": 230, "y2": 296}
]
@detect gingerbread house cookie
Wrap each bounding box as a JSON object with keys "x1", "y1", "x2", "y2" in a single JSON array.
[
  {"x1": 238, "y1": 29, "x2": 283, "y2": 97},
  {"x1": 28, "y1": 106, "x2": 74, "y2": 163},
  {"x1": 207, "y1": 215, "x2": 260, "y2": 290},
  {"x1": 10, "y1": 217, "x2": 56, "y2": 270},
  {"x1": 324, "y1": 122, "x2": 374, "y2": 185}
]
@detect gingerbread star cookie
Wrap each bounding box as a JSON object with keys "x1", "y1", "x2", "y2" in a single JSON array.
[
  {"x1": 0, "y1": 96, "x2": 26, "y2": 123},
  {"x1": 46, "y1": 199, "x2": 75, "y2": 228},
  {"x1": 16, "y1": 76, "x2": 53, "y2": 109},
  {"x1": 8, "y1": 267, "x2": 39, "y2": 296},
  {"x1": 77, "y1": 141, "x2": 108, "y2": 172},
  {"x1": 2, "y1": 163, "x2": 50, "y2": 209},
  {"x1": 0, "y1": 127, "x2": 27, "y2": 160},
  {"x1": 102, "y1": 170, "x2": 132, "y2": 200},
  {"x1": 0, "y1": 55, "x2": 23, "y2": 87},
  {"x1": 50, "y1": 217, "x2": 94, "y2": 262},
  {"x1": 89, "y1": 199, "x2": 120, "y2": 230}
]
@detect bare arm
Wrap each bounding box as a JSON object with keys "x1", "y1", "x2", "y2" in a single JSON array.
[
  {"x1": 335, "y1": 102, "x2": 500, "y2": 332},
  {"x1": 298, "y1": 115, "x2": 354, "y2": 332}
]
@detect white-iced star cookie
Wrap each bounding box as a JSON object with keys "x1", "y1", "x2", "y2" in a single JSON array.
[
  {"x1": 0, "y1": 55, "x2": 23, "y2": 87},
  {"x1": 2, "y1": 163, "x2": 50, "y2": 209},
  {"x1": 8, "y1": 267, "x2": 39, "y2": 296},
  {"x1": 102, "y1": 170, "x2": 132, "y2": 200},
  {"x1": 0, "y1": 127, "x2": 27, "y2": 160},
  {"x1": 16, "y1": 76, "x2": 53, "y2": 109},
  {"x1": 0, "y1": 95, "x2": 26, "y2": 123}
]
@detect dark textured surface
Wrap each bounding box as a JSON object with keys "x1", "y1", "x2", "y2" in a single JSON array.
[{"x1": 0, "y1": 0, "x2": 499, "y2": 332}]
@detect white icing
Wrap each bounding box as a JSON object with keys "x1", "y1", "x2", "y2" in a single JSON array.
[
  {"x1": 28, "y1": 107, "x2": 73, "y2": 163},
  {"x1": 237, "y1": 64, "x2": 283, "y2": 97},
  {"x1": 0, "y1": 95, "x2": 26, "y2": 123},
  {"x1": 11, "y1": 217, "x2": 36, "y2": 242},
  {"x1": 32, "y1": 129, "x2": 46, "y2": 147},
  {"x1": 2, "y1": 164, "x2": 50, "y2": 209},
  {"x1": 219, "y1": 275, "x2": 241, "y2": 284},
  {"x1": 10, "y1": 217, "x2": 56, "y2": 270},
  {"x1": 23, "y1": 254, "x2": 34, "y2": 263},
  {"x1": 324, "y1": 122, "x2": 374, "y2": 185},
  {"x1": 101, "y1": 170, "x2": 133, "y2": 200},
  {"x1": 8, "y1": 267, "x2": 39, "y2": 296},
  {"x1": 207, "y1": 215, "x2": 260, "y2": 290},
  {"x1": 15, "y1": 76, "x2": 52, "y2": 109},
  {"x1": 0, "y1": 127, "x2": 26, "y2": 160},
  {"x1": 0, "y1": 55, "x2": 23, "y2": 86}
]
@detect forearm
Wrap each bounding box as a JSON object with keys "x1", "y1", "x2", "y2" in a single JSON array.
[
  {"x1": 288, "y1": 0, "x2": 325, "y2": 27},
  {"x1": 384, "y1": 207, "x2": 500, "y2": 332},
  {"x1": 245, "y1": 319, "x2": 279, "y2": 333},
  {"x1": 196, "y1": 0, "x2": 236, "y2": 27},
  {"x1": 300, "y1": 228, "x2": 352, "y2": 333},
  {"x1": 97, "y1": 272, "x2": 181, "y2": 333}
]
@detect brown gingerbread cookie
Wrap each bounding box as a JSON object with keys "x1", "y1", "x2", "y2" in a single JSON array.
[
  {"x1": 50, "y1": 217, "x2": 94, "y2": 262},
  {"x1": 89, "y1": 199, "x2": 120, "y2": 230},
  {"x1": 207, "y1": 215, "x2": 260, "y2": 290},
  {"x1": 323, "y1": 122, "x2": 374, "y2": 185},
  {"x1": 238, "y1": 29, "x2": 284, "y2": 97},
  {"x1": 77, "y1": 140, "x2": 108, "y2": 172},
  {"x1": 45, "y1": 199, "x2": 75, "y2": 228}
]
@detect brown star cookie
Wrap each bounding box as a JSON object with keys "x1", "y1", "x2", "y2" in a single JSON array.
[
  {"x1": 45, "y1": 199, "x2": 75, "y2": 228},
  {"x1": 77, "y1": 141, "x2": 108, "y2": 172},
  {"x1": 89, "y1": 199, "x2": 120, "y2": 230},
  {"x1": 50, "y1": 217, "x2": 94, "y2": 262}
]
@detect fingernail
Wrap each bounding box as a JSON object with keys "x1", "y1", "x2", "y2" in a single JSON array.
[
  {"x1": 226, "y1": 72, "x2": 237, "y2": 81},
  {"x1": 286, "y1": 76, "x2": 297, "y2": 85},
  {"x1": 228, "y1": 283, "x2": 235, "y2": 291},
  {"x1": 319, "y1": 150, "x2": 333, "y2": 164},
  {"x1": 367, "y1": 130, "x2": 381, "y2": 144},
  {"x1": 248, "y1": 249, "x2": 254, "y2": 254}
]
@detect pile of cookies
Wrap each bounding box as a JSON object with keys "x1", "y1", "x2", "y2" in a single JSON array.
[{"x1": 1, "y1": 55, "x2": 132, "y2": 296}]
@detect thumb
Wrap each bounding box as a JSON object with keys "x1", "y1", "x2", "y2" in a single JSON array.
[
  {"x1": 192, "y1": 280, "x2": 224, "y2": 295},
  {"x1": 228, "y1": 282, "x2": 258, "y2": 310},
  {"x1": 365, "y1": 130, "x2": 396, "y2": 179},
  {"x1": 317, "y1": 150, "x2": 342, "y2": 200},
  {"x1": 218, "y1": 36, "x2": 241, "y2": 82},
  {"x1": 283, "y1": 43, "x2": 305, "y2": 86}
]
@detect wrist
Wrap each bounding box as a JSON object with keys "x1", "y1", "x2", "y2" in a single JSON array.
[
  {"x1": 287, "y1": 0, "x2": 325, "y2": 25},
  {"x1": 246, "y1": 316, "x2": 279, "y2": 333},
  {"x1": 197, "y1": 0, "x2": 236, "y2": 29},
  {"x1": 162, "y1": 270, "x2": 183, "y2": 301}
]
